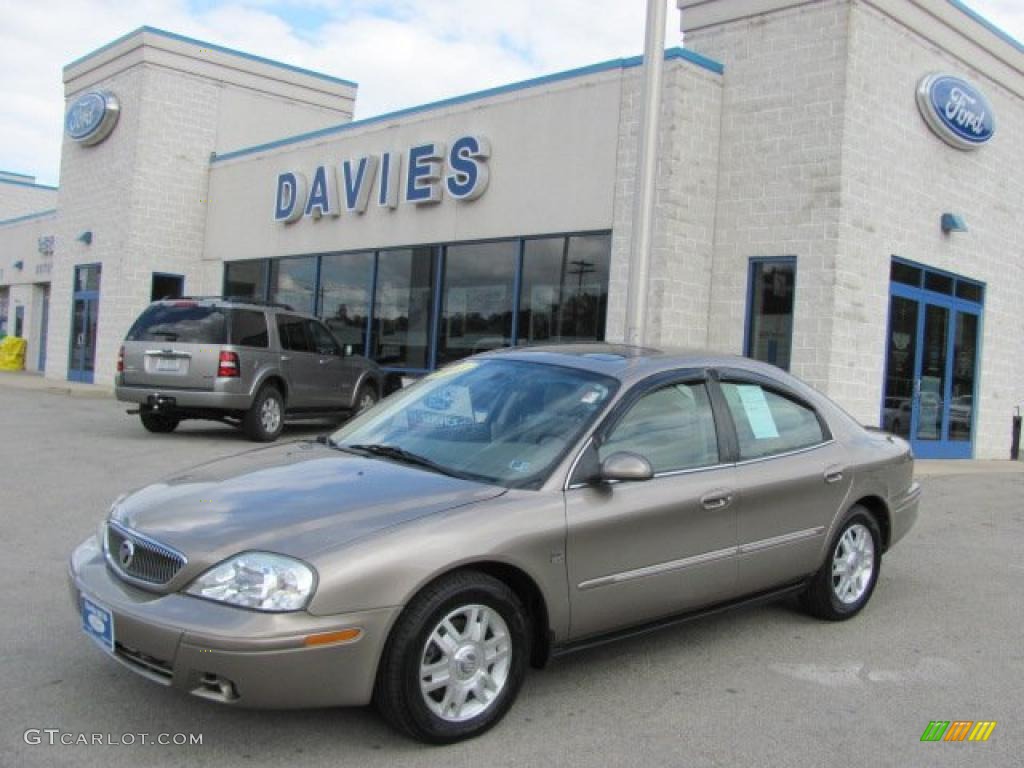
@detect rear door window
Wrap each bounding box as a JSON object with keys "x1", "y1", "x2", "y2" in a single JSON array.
[
  {"x1": 307, "y1": 320, "x2": 340, "y2": 356},
  {"x1": 719, "y1": 381, "x2": 826, "y2": 460},
  {"x1": 276, "y1": 314, "x2": 315, "y2": 353},
  {"x1": 126, "y1": 303, "x2": 227, "y2": 343},
  {"x1": 230, "y1": 310, "x2": 269, "y2": 348}
]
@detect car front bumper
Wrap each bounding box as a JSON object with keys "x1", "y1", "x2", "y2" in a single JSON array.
[{"x1": 68, "y1": 535, "x2": 400, "y2": 709}]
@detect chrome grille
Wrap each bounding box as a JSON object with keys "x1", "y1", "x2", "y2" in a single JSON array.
[{"x1": 106, "y1": 522, "x2": 186, "y2": 585}]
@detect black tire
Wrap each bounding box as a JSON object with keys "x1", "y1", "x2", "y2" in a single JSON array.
[
  {"x1": 374, "y1": 570, "x2": 530, "y2": 744},
  {"x1": 242, "y1": 385, "x2": 284, "y2": 442},
  {"x1": 801, "y1": 506, "x2": 883, "y2": 621},
  {"x1": 139, "y1": 411, "x2": 179, "y2": 433}
]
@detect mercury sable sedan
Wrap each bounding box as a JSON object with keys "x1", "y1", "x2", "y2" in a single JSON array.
[{"x1": 69, "y1": 346, "x2": 920, "y2": 743}]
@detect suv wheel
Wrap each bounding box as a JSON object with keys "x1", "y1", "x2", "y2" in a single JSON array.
[
  {"x1": 139, "y1": 411, "x2": 179, "y2": 434},
  {"x1": 374, "y1": 571, "x2": 529, "y2": 744},
  {"x1": 243, "y1": 385, "x2": 284, "y2": 442},
  {"x1": 355, "y1": 382, "x2": 378, "y2": 414}
]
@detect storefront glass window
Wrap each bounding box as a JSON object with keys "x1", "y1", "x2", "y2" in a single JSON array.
[
  {"x1": 224, "y1": 260, "x2": 268, "y2": 301},
  {"x1": 437, "y1": 241, "x2": 518, "y2": 365},
  {"x1": 746, "y1": 258, "x2": 796, "y2": 371},
  {"x1": 519, "y1": 234, "x2": 610, "y2": 345},
  {"x1": 269, "y1": 256, "x2": 316, "y2": 314},
  {"x1": 320, "y1": 251, "x2": 374, "y2": 355},
  {"x1": 373, "y1": 247, "x2": 437, "y2": 369}
]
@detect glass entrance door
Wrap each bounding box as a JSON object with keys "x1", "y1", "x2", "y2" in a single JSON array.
[
  {"x1": 882, "y1": 260, "x2": 983, "y2": 459},
  {"x1": 69, "y1": 264, "x2": 101, "y2": 383}
]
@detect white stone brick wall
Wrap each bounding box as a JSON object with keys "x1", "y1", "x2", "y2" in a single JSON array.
[
  {"x1": 835, "y1": 0, "x2": 1024, "y2": 458},
  {"x1": 685, "y1": 0, "x2": 850, "y2": 393},
  {"x1": 0, "y1": 181, "x2": 57, "y2": 220},
  {"x1": 607, "y1": 59, "x2": 723, "y2": 347}
]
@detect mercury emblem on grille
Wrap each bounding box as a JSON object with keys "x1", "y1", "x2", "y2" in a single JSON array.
[{"x1": 119, "y1": 538, "x2": 135, "y2": 569}]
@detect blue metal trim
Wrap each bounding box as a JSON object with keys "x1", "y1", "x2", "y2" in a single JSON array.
[
  {"x1": 211, "y1": 46, "x2": 724, "y2": 164},
  {"x1": 0, "y1": 178, "x2": 57, "y2": 191},
  {"x1": 945, "y1": 0, "x2": 1024, "y2": 54},
  {"x1": 891, "y1": 255, "x2": 987, "y2": 300},
  {"x1": 0, "y1": 208, "x2": 58, "y2": 227},
  {"x1": 365, "y1": 251, "x2": 380, "y2": 359},
  {"x1": 63, "y1": 26, "x2": 358, "y2": 87},
  {"x1": 429, "y1": 247, "x2": 445, "y2": 371},
  {"x1": 69, "y1": 263, "x2": 102, "y2": 384},
  {"x1": 510, "y1": 239, "x2": 525, "y2": 346},
  {"x1": 312, "y1": 254, "x2": 323, "y2": 317}
]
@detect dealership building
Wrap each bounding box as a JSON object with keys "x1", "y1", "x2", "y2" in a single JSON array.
[{"x1": 0, "y1": 0, "x2": 1021, "y2": 459}]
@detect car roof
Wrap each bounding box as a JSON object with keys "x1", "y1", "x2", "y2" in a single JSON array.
[
  {"x1": 477, "y1": 343, "x2": 788, "y2": 383},
  {"x1": 149, "y1": 298, "x2": 310, "y2": 316}
]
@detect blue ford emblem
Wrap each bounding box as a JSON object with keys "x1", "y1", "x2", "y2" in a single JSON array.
[
  {"x1": 916, "y1": 73, "x2": 995, "y2": 150},
  {"x1": 119, "y1": 538, "x2": 135, "y2": 568},
  {"x1": 65, "y1": 90, "x2": 120, "y2": 146}
]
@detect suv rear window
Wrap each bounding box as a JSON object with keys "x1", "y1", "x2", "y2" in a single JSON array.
[
  {"x1": 126, "y1": 304, "x2": 228, "y2": 343},
  {"x1": 230, "y1": 309, "x2": 269, "y2": 348}
]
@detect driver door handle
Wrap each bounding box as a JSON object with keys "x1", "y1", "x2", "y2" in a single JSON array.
[
  {"x1": 700, "y1": 490, "x2": 734, "y2": 511},
  {"x1": 824, "y1": 466, "x2": 845, "y2": 484}
]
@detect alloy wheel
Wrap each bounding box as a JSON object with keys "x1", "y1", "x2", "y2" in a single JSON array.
[{"x1": 831, "y1": 523, "x2": 875, "y2": 604}]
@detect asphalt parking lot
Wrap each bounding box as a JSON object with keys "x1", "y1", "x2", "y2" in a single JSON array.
[{"x1": 1, "y1": 381, "x2": 1022, "y2": 767}]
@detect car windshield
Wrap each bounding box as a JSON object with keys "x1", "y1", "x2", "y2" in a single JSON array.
[{"x1": 331, "y1": 359, "x2": 618, "y2": 489}]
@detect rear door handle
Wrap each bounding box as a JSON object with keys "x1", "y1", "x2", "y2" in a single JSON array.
[
  {"x1": 700, "y1": 490, "x2": 734, "y2": 511},
  {"x1": 824, "y1": 466, "x2": 845, "y2": 484}
]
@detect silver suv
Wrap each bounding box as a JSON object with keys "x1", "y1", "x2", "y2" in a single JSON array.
[{"x1": 115, "y1": 297, "x2": 384, "y2": 441}]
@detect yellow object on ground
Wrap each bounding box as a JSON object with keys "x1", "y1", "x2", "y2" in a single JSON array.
[{"x1": 0, "y1": 336, "x2": 27, "y2": 370}]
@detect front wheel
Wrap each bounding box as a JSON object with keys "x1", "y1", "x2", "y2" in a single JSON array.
[
  {"x1": 139, "y1": 411, "x2": 179, "y2": 433},
  {"x1": 801, "y1": 507, "x2": 882, "y2": 621},
  {"x1": 354, "y1": 381, "x2": 378, "y2": 414},
  {"x1": 374, "y1": 571, "x2": 529, "y2": 744}
]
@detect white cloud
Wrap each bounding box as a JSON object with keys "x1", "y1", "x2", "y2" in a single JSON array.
[{"x1": 0, "y1": 0, "x2": 1018, "y2": 188}]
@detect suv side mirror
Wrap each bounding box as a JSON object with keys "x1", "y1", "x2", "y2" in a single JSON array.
[{"x1": 600, "y1": 451, "x2": 654, "y2": 482}]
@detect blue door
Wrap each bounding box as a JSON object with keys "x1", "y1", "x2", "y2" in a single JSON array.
[
  {"x1": 882, "y1": 260, "x2": 983, "y2": 459},
  {"x1": 69, "y1": 264, "x2": 101, "y2": 383}
]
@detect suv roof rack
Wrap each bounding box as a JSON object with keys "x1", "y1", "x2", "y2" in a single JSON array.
[{"x1": 169, "y1": 296, "x2": 295, "y2": 311}]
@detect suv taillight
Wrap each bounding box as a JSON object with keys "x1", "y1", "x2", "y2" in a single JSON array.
[
  {"x1": 217, "y1": 351, "x2": 240, "y2": 378},
  {"x1": 117, "y1": 345, "x2": 124, "y2": 373}
]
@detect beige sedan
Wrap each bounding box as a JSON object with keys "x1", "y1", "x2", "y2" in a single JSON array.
[{"x1": 69, "y1": 346, "x2": 919, "y2": 742}]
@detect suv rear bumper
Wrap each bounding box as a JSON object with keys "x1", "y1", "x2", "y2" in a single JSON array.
[{"x1": 116, "y1": 385, "x2": 252, "y2": 411}]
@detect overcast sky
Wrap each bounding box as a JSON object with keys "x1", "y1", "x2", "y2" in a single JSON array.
[{"x1": 1, "y1": 0, "x2": 1020, "y2": 188}]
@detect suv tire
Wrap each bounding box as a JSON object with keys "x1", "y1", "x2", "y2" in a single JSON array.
[
  {"x1": 140, "y1": 411, "x2": 180, "y2": 434},
  {"x1": 243, "y1": 385, "x2": 284, "y2": 442}
]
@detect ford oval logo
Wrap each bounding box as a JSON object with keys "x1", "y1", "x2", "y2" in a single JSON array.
[
  {"x1": 119, "y1": 538, "x2": 135, "y2": 569},
  {"x1": 916, "y1": 73, "x2": 995, "y2": 150},
  {"x1": 64, "y1": 90, "x2": 120, "y2": 146}
]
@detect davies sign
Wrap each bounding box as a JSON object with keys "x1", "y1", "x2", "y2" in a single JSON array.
[
  {"x1": 916, "y1": 73, "x2": 995, "y2": 150},
  {"x1": 274, "y1": 135, "x2": 491, "y2": 224}
]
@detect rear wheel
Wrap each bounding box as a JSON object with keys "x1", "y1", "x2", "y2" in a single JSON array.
[
  {"x1": 801, "y1": 507, "x2": 882, "y2": 620},
  {"x1": 374, "y1": 571, "x2": 529, "y2": 744},
  {"x1": 139, "y1": 411, "x2": 179, "y2": 433},
  {"x1": 243, "y1": 385, "x2": 284, "y2": 442}
]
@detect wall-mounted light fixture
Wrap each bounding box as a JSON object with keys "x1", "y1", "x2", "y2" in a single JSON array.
[
  {"x1": 77, "y1": 230, "x2": 93, "y2": 245},
  {"x1": 940, "y1": 213, "x2": 967, "y2": 234},
  {"x1": 13, "y1": 260, "x2": 24, "y2": 270}
]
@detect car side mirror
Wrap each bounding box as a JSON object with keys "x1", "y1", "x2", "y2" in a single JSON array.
[{"x1": 600, "y1": 451, "x2": 654, "y2": 482}]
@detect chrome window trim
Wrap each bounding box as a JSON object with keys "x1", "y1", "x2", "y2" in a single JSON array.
[{"x1": 733, "y1": 438, "x2": 835, "y2": 467}]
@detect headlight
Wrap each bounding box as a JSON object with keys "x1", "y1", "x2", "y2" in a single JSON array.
[{"x1": 185, "y1": 552, "x2": 316, "y2": 612}]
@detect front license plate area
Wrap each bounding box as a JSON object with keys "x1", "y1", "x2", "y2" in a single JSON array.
[{"x1": 81, "y1": 596, "x2": 115, "y2": 653}]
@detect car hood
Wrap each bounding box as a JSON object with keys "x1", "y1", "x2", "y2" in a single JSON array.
[{"x1": 111, "y1": 441, "x2": 505, "y2": 566}]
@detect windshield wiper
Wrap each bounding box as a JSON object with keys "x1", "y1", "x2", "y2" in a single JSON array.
[{"x1": 346, "y1": 444, "x2": 462, "y2": 478}]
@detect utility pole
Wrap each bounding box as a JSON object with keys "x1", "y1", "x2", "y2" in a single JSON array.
[{"x1": 624, "y1": 0, "x2": 667, "y2": 347}]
